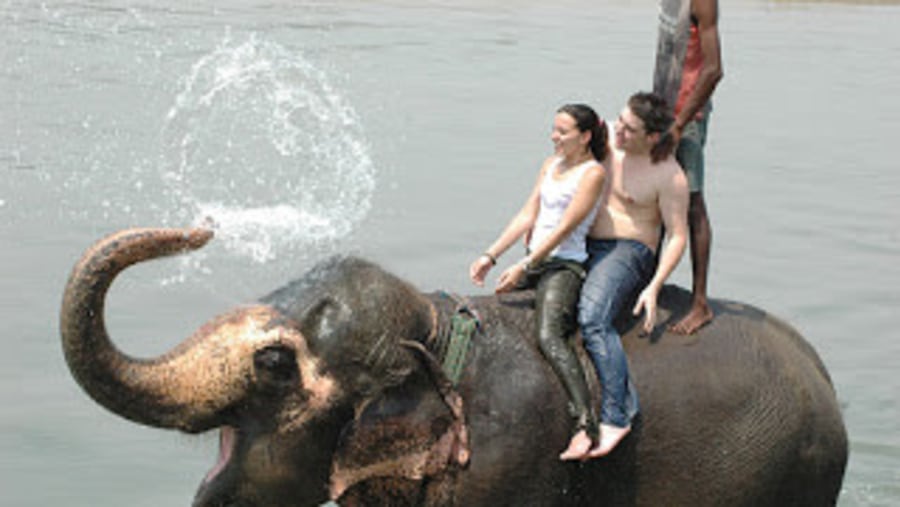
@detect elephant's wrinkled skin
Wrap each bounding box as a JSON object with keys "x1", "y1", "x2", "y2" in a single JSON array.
[{"x1": 61, "y1": 228, "x2": 848, "y2": 506}]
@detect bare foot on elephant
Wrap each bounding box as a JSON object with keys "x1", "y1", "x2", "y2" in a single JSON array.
[
  {"x1": 585, "y1": 424, "x2": 631, "y2": 459},
  {"x1": 669, "y1": 300, "x2": 713, "y2": 335},
  {"x1": 559, "y1": 429, "x2": 593, "y2": 461}
]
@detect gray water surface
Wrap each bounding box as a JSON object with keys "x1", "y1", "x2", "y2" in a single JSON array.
[{"x1": 2, "y1": 1, "x2": 898, "y2": 505}]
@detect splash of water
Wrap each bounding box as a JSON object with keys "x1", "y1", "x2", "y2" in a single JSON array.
[
  {"x1": 195, "y1": 202, "x2": 332, "y2": 264},
  {"x1": 161, "y1": 33, "x2": 375, "y2": 265}
]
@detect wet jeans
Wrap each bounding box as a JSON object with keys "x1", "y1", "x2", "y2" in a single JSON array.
[
  {"x1": 578, "y1": 238, "x2": 655, "y2": 428},
  {"x1": 521, "y1": 259, "x2": 596, "y2": 434}
]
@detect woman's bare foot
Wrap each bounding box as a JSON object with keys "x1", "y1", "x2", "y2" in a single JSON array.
[
  {"x1": 585, "y1": 424, "x2": 631, "y2": 458},
  {"x1": 669, "y1": 300, "x2": 713, "y2": 335},
  {"x1": 559, "y1": 429, "x2": 593, "y2": 461}
]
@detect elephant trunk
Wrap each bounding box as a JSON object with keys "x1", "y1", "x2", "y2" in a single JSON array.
[{"x1": 60, "y1": 227, "x2": 242, "y2": 432}]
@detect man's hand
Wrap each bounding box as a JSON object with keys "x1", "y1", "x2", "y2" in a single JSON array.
[
  {"x1": 667, "y1": 123, "x2": 684, "y2": 150},
  {"x1": 632, "y1": 284, "x2": 661, "y2": 335}
]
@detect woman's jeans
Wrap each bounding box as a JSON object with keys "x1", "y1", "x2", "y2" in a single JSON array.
[{"x1": 578, "y1": 238, "x2": 655, "y2": 428}]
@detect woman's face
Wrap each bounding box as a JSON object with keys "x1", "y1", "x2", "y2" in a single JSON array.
[{"x1": 551, "y1": 112, "x2": 588, "y2": 159}]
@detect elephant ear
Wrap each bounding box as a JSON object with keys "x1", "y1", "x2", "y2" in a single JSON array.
[
  {"x1": 275, "y1": 257, "x2": 435, "y2": 399},
  {"x1": 329, "y1": 342, "x2": 470, "y2": 504}
]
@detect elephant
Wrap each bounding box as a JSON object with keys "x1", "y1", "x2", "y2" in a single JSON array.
[{"x1": 61, "y1": 227, "x2": 848, "y2": 506}]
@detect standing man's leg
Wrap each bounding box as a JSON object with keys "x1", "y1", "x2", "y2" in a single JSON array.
[{"x1": 671, "y1": 116, "x2": 714, "y2": 335}]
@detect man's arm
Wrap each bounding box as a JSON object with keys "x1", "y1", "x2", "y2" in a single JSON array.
[
  {"x1": 632, "y1": 164, "x2": 690, "y2": 332},
  {"x1": 674, "y1": 0, "x2": 724, "y2": 133},
  {"x1": 650, "y1": 167, "x2": 690, "y2": 290}
]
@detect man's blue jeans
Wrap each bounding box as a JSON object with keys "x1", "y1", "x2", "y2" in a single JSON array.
[{"x1": 578, "y1": 238, "x2": 655, "y2": 428}]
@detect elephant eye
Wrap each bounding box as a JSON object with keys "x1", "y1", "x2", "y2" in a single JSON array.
[{"x1": 253, "y1": 345, "x2": 298, "y2": 387}]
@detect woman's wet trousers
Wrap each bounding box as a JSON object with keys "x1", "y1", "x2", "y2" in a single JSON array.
[{"x1": 534, "y1": 266, "x2": 596, "y2": 436}]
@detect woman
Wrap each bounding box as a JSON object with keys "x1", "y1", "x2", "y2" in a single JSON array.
[{"x1": 469, "y1": 103, "x2": 608, "y2": 460}]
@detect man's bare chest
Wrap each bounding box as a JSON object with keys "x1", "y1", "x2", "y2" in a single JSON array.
[{"x1": 608, "y1": 168, "x2": 659, "y2": 211}]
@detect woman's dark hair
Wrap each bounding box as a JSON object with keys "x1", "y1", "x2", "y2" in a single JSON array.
[
  {"x1": 627, "y1": 91, "x2": 676, "y2": 163},
  {"x1": 557, "y1": 103, "x2": 609, "y2": 163}
]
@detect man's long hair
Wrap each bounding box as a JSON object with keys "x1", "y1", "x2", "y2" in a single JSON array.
[{"x1": 628, "y1": 92, "x2": 676, "y2": 163}]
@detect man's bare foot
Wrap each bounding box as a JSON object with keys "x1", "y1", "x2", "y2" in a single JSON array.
[
  {"x1": 669, "y1": 301, "x2": 713, "y2": 335},
  {"x1": 559, "y1": 429, "x2": 593, "y2": 461},
  {"x1": 585, "y1": 424, "x2": 631, "y2": 459}
]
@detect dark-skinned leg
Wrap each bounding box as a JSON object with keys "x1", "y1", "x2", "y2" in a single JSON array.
[
  {"x1": 671, "y1": 115, "x2": 715, "y2": 335},
  {"x1": 670, "y1": 191, "x2": 714, "y2": 334}
]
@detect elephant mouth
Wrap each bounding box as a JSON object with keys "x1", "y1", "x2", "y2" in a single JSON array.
[
  {"x1": 203, "y1": 426, "x2": 237, "y2": 486},
  {"x1": 193, "y1": 426, "x2": 240, "y2": 507}
]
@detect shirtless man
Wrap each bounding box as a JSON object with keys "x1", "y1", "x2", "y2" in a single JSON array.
[{"x1": 577, "y1": 92, "x2": 689, "y2": 458}]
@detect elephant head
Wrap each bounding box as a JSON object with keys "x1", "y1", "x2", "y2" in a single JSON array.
[{"x1": 60, "y1": 227, "x2": 445, "y2": 506}]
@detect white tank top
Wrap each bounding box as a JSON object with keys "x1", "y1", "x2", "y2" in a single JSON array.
[{"x1": 529, "y1": 157, "x2": 600, "y2": 263}]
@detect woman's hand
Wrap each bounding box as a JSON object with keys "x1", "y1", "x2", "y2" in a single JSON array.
[
  {"x1": 469, "y1": 255, "x2": 494, "y2": 286},
  {"x1": 495, "y1": 262, "x2": 527, "y2": 294}
]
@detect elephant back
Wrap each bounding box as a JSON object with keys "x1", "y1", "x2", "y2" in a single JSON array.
[
  {"x1": 440, "y1": 284, "x2": 846, "y2": 506},
  {"x1": 617, "y1": 285, "x2": 847, "y2": 506}
]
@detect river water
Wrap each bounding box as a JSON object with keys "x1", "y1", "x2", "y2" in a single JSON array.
[{"x1": 1, "y1": 1, "x2": 898, "y2": 505}]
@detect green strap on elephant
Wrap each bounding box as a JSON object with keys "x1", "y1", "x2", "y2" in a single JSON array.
[{"x1": 444, "y1": 310, "x2": 478, "y2": 386}]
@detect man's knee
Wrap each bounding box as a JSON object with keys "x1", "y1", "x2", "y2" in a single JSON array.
[
  {"x1": 582, "y1": 327, "x2": 616, "y2": 361},
  {"x1": 689, "y1": 191, "x2": 705, "y2": 210},
  {"x1": 577, "y1": 296, "x2": 598, "y2": 330},
  {"x1": 578, "y1": 305, "x2": 615, "y2": 341},
  {"x1": 687, "y1": 192, "x2": 712, "y2": 231}
]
